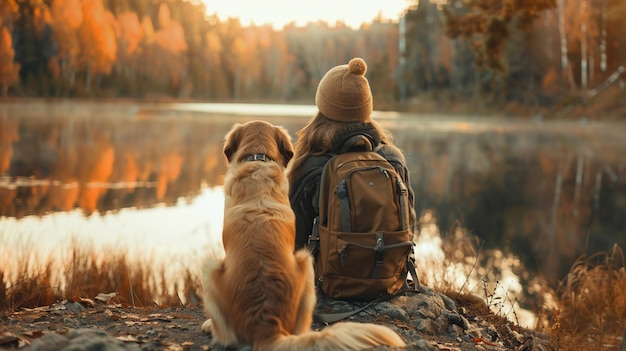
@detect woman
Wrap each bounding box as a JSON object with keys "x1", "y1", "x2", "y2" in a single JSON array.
[{"x1": 287, "y1": 57, "x2": 416, "y2": 250}]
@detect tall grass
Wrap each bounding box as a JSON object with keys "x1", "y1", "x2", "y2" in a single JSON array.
[
  {"x1": 0, "y1": 242, "x2": 202, "y2": 311},
  {"x1": 549, "y1": 244, "x2": 626, "y2": 350},
  {"x1": 1, "y1": 223, "x2": 625, "y2": 351}
]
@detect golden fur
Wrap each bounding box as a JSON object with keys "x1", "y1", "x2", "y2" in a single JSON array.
[{"x1": 202, "y1": 120, "x2": 406, "y2": 350}]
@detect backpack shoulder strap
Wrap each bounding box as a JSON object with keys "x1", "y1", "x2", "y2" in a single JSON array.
[
  {"x1": 306, "y1": 153, "x2": 335, "y2": 254},
  {"x1": 313, "y1": 293, "x2": 398, "y2": 324},
  {"x1": 339, "y1": 134, "x2": 375, "y2": 153},
  {"x1": 313, "y1": 288, "x2": 420, "y2": 324}
]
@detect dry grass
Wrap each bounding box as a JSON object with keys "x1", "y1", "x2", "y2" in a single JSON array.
[
  {"x1": 550, "y1": 244, "x2": 626, "y2": 350},
  {"x1": 0, "y1": 244, "x2": 202, "y2": 312},
  {"x1": 2, "y1": 226, "x2": 625, "y2": 351}
]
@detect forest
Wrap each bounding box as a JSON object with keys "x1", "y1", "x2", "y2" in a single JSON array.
[{"x1": 0, "y1": 0, "x2": 625, "y2": 118}]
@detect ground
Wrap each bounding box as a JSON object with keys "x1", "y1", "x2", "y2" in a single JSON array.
[{"x1": 0, "y1": 287, "x2": 552, "y2": 351}]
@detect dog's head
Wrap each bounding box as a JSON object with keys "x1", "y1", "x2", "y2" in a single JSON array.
[{"x1": 223, "y1": 120, "x2": 294, "y2": 167}]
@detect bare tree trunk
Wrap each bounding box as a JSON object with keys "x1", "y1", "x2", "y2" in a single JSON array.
[
  {"x1": 600, "y1": 0, "x2": 607, "y2": 74},
  {"x1": 557, "y1": 0, "x2": 568, "y2": 80},
  {"x1": 573, "y1": 153, "x2": 584, "y2": 217},
  {"x1": 85, "y1": 64, "x2": 92, "y2": 93},
  {"x1": 581, "y1": 22, "x2": 588, "y2": 89}
]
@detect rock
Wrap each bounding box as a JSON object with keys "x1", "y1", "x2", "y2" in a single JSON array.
[{"x1": 25, "y1": 329, "x2": 140, "y2": 351}]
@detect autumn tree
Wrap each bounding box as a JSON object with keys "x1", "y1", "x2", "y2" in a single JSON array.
[
  {"x1": 443, "y1": 0, "x2": 556, "y2": 73},
  {"x1": 78, "y1": 0, "x2": 117, "y2": 91},
  {"x1": 114, "y1": 11, "x2": 143, "y2": 92},
  {"x1": 0, "y1": 0, "x2": 18, "y2": 30},
  {"x1": 0, "y1": 24, "x2": 20, "y2": 96},
  {"x1": 150, "y1": 3, "x2": 187, "y2": 92},
  {"x1": 203, "y1": 30, "x2": 229, "y2": 99},
  {"x1": 50, "y1": 0, "x2": 83, "y2": 88},
  {"x1": 257, "y1": 28, "x2": 298, "y2": 100}
]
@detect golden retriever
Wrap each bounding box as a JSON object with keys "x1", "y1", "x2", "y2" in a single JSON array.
[{"x1": 201, "y1": 120, "x2": 405, "y2": 350}]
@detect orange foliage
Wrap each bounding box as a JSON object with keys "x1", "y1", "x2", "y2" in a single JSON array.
[
  {"x1": 541, "y1": 66, "x2": 559, "y2": 95},
  {"x1": 0, "y1": 26, "x2": 20, "y2": 96},
  {"x1": 160, "y1": 153, "x2": 183, "y2": 181},
  {"x1": 0, "y1": 0, "x2": 18, "y2": 26},
  {"x1": 116, "y1": 150, "x2": 139, "y2": 183},
  {"x1": 0, "y1": 187, "x2": 16, "y2": 215},
  {"x1": 46, "y1": 141, "x2": 80, "y2": 211},
  {"x1": 50, "y1": 0, "x2": 82, "y2": 76},
  {"x1": 33, "y1": 5, "x2": 53, "y2": 39},
  {"x1": 141, "y1": 16, "x2": 155, "y2": 44},
  {"x1": 154, "y1": 4, "x2": 187, "y2": 54},
  {"x1": 149, "y1": 3, "x2": 187, "y2": 87},
  {"x1": 48, "y1": 184, "x2": 80, "y2": 211},
  {"x1": 79, "y1": 0, "x2": 117, "y2": 75},
  {"x1": 156, "y1": 152, "x2": 183, "y2": 200},
  {"x1": 0, "y1": 118, "x2": 18, "y2": 173},
  {"x1": 117, "y1": 12, "x2": 143, "y2": 56},
  {"x1": 51, "y1": 0, "x2": 82, "y2": 29},
  {"x1": 77, "y1": 135, "x2": 115, "y2": 212}
]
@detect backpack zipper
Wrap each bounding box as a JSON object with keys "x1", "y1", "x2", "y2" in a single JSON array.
[
  {"x1": 340, "y1": 165, "x2": 391, "y2": 180},
  {"x1": 338, "y1": 241, "x2": 413, "y2": 264}
]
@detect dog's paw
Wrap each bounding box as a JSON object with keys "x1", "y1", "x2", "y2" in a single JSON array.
[{"x1": 201, "y1": 319, "x2": 213, "y2": 334}]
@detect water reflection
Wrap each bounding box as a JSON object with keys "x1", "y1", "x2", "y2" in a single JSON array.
[
  {"x1": 1, "y1": 101, "x2": 625, "y2": 283},
  {"x1": 0, "y1": 104, "x2": 237, "y2": 217},
  {"x1": 0, "y1": 186, "x2": 225, "y2": 258}
]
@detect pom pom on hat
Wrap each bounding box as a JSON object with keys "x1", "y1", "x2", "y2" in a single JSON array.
[
  {"x1": 315, "y1": 57, "x2": 373, "y2": 123},
  {"x1": 348, "y1": 57, "x2": 367, "y2": 75}
]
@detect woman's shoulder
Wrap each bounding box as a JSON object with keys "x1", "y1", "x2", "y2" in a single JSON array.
[
  {"x1": 377, "y1": 143, "x2": 407, "y2": 163},
  {"x1": 290, "y1": 154, "x2": 330, "y2": 184}
]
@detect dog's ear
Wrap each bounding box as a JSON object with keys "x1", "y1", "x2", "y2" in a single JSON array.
[
  {"x1": 223, "y1": 124, "x2": 243, "y2": 163},
  {"x1": 275, "y1": 126, "x2": 294, "y2": 167}
]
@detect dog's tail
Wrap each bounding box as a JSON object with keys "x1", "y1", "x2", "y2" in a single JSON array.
[{"x1": 258, "y1": 321, "x2": 405, "y2": 351}]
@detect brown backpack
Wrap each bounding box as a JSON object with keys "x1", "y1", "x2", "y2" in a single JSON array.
[{"x1": 309, "y1": 135, "x2": 418, "y2": 301}]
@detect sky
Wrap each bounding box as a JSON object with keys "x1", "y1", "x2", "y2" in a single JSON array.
[{"x1": 201, "y1": 0, "x2": 414, "y2": 29}]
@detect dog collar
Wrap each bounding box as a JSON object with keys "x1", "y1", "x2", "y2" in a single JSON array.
[{"x1": 240, "y1": 153, "x2": 273, "y2": 163}]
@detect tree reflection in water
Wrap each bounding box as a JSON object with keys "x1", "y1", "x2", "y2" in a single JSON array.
[
  {"x1": 0, "y1": 102, "x2": 625, "y2": 287},
  {"x1": 0, "y1": 107, "x2": 238, "y2": 217}
]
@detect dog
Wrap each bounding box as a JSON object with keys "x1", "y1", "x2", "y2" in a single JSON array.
[{"x1": 201, "y1": 120, "x2": 406, "y2": 350}]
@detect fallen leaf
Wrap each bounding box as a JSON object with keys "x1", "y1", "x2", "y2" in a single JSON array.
[
  {"x1": 122, "y1": 313, "x2": 141, "y2": 320},
  {"x1": 31, "y1": 305, "x2": 51, "y2": 312},
  {"x1": 72, "y1": 296, "x2": 95, "y2": 307},
  {"x1": 181, "y1": 341, "x2": 194, "y2": 346},
  {"x1": 435, "y1": 343, "x2": 462, "y2": 351},
  {"x1": 146, "y1": 314, "x2": 174, "y2": 322},
  {"x1": 95, "y1": 292, "x2": 118, "y2": 303},
  {"x1": 22, "y1": 330, "x2": 44, "y2": 339},
  {"x1": 117, "y1": 334, "x2": 139, "y2": 342},
  {"x1": 164, "y1": 343, "x2": 184, "y2": 351},
  {"x1": 17, "y1": 312, "x2": 45, "y2": 323},
  {"x1": 104, "y1": 309, "x2": 121, "y2": 321},
  {"x1": 472, "y1": 337, "x2": 497, "y2": 346}
]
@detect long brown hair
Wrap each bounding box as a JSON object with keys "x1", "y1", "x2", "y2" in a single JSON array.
[{"x1": 287, "y1": 112, "x2": 398, "y2": 182}]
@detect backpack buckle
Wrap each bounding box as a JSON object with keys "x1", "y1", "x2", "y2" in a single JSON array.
[
  {"x1": 307, "y1": 217, "x2": 320, "y2": 257},
  {"x1": 372, "y1": 233, "x2": 384, "y2": 278},
  {"x1": 336, "y1": 182, "x2": 347, "y2": 198}
]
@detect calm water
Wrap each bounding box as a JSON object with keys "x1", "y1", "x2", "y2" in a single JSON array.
[{"x1": 1, "y1": 101, "x2": 625, "y2": 286}]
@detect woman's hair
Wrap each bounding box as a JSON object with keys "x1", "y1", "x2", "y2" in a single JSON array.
[{"x1": 287, "y1": 112, "x2": 397, "y2": 182}]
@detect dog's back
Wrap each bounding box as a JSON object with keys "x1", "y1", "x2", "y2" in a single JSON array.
[{"x1": 202, "y1": 121, "x2": 405, "y2": 350}]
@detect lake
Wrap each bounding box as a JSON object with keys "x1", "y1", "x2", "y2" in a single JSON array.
[{"x1": 1, "y1": 100, "x2": 625, "y2": 297}]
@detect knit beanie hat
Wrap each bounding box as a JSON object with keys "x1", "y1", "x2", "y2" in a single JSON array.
[{"x1": 315, "y1": 57, "x2": 373, "y2": 123}]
